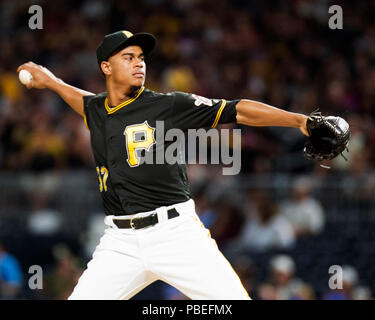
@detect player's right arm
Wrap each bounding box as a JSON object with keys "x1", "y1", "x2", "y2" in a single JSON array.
[{"x1": 17, "y1": 61, "x2": 94, "y2": 117}]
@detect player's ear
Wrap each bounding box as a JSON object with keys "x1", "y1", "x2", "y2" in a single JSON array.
[{"x1": 101, "y1": 61, "x2": 111, "y2": 76}]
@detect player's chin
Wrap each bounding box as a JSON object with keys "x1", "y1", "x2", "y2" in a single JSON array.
[{"x1": 131, "y1": 77, "x2": 145, "y2": 87}]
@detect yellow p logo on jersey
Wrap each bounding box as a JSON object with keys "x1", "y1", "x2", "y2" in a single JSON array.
[{"x1": 124, "y1": 121, "x2": 156, "y2": 167}]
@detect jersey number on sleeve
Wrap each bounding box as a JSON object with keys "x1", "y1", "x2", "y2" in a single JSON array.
[
  {"x1": 123, "y1": 121, "x2": 156, "y2": 167},
  {"x1": 96, "y1": 166, "x2": 108, "y2": 192}
]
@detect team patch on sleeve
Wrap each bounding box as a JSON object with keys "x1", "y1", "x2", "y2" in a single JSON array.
[{"x1": 192, "y1": 94, "x2": 220, "y2": 107}]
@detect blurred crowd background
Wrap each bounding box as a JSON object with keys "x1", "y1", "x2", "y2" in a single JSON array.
[{"x1": 0, "y1": 0, "x2": 374, "y2": 300}]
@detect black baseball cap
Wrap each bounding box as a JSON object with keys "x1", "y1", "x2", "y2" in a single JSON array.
[{"x1": 96, "y1": 30, "x2": 157, "y2": 70}]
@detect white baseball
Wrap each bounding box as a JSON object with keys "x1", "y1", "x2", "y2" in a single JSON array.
[{"x1": 19, "y1": 69, "x2": 33, "y2": 85}]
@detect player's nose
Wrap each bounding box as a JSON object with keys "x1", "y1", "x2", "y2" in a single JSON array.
[{"x1": 134, "y1": 58, "x2": 145, "y2": 68}]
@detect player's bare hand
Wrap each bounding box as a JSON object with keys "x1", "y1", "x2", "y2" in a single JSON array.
[{"x1": 17, "y1": 62, "x2": 59, "y2": 89}]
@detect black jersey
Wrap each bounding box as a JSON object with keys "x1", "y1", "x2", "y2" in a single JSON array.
[{"x1": 83, "y1": 87, "x2": 239, "y2": 215}]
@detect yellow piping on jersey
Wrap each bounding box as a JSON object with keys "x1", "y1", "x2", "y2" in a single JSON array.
[
  {"x1": 83, "y1": 114, "x2": 90, "y2": 131},
  {"x1": 105, "y1": 86, "x2": 145, "y2": 114},
  {"x1": 211, "y1": 99, "x2": 227, "y2": 128}
]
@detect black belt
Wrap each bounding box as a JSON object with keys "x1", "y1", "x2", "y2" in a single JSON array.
[{"x1": 113, "y1": 208, "x2": 179, "y2": 229}]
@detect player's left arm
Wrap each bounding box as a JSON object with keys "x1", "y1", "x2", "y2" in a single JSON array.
[{"x1": 236, "y1": 99, "x2": 309, "y2": 136}]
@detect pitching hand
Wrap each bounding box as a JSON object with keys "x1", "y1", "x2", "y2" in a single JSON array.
[{"x1": 17, "y1": 61, "x2": 59, "y2": 89}]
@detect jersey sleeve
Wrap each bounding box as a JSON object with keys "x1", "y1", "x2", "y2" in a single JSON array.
[{"x1": 170, "y1": 92, "x2": 239, "y2": 131}]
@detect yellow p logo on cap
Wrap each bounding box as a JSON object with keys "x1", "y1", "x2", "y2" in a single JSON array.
[{"x1": 122, "y1": 31, "x2": 133, "y2": 38}]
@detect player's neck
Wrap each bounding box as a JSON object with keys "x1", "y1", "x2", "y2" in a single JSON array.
[{"x1": 106, "y1": 83, "x2": 142, "y2": 107}]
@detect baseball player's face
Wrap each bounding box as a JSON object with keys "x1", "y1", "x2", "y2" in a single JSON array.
[{"x1": 107, "y1": 45, "x2": 146, "y2": 88}]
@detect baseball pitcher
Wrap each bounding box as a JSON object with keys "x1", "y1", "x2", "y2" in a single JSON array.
[{"x1": 17, "y1": 31, "x2": 349, "y2": 300}]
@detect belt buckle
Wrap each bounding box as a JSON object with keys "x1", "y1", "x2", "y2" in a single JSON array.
[{"x1": 130, "y1": 217, "x2": 136, "y2": 229}]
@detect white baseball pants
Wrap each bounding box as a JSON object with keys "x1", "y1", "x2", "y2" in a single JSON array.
[{"x1": 68, "y1": 199, "x2": 250, "y2": 300}]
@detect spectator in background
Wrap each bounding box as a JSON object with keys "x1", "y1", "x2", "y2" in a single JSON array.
[
  {"x1": 57, "y1": 110, "x2": 93, "y2": 168},
  {"x1": 280, "y1": 176, "x2": 325, "y2": 238},
  {"x1": 190, "y1": 180, "x2": 216, "y2": 229},
  {"x1": 225, "y1": 190, "x2": 295, "y2": 254},
  {"x1": 209, "y1": 193, "x2": 246, "y2": 248},
  {"x1": 24, "y1": 172, "x2": 62, "y2": 236},
  {"x1": 257, "y1": 282, "x2": 279, "y2": 300},
  {"x1": 21, "y1": 107, "x2": 67, "y2": 172},
  {"x1": 161, "y1": 65, "x2": 197, "y2": 93},
  {"x1": 323, "y1": 265, "x2": 372, "y2": 300},
  {"x1": 42, "y1": 244, "x2": 83, "y2": 300},
  {"x1": 230, "y1": 255, "x2": 255, "y2": 297},
  {"x1": 0, "y1": 241, "x2": 23, "y2": 299},
  {"x1": 260, "y1": 254, "x2": 315, "y2": 300},
  {"x1": 352, "y1": 286, "x2": 373, "y2": 300},
  {"x1": 82, "y1": 212, "x2": 107, "y2": 262}
]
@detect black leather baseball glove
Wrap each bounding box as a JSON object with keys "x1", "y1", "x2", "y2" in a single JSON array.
[{"x1": 303, "y1": 111, "x2": 350, "y2": 162}]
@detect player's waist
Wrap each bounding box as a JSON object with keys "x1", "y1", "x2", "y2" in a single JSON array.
[{"x1": 104, "y1": 198, "x2": 195, "y2": 230}]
